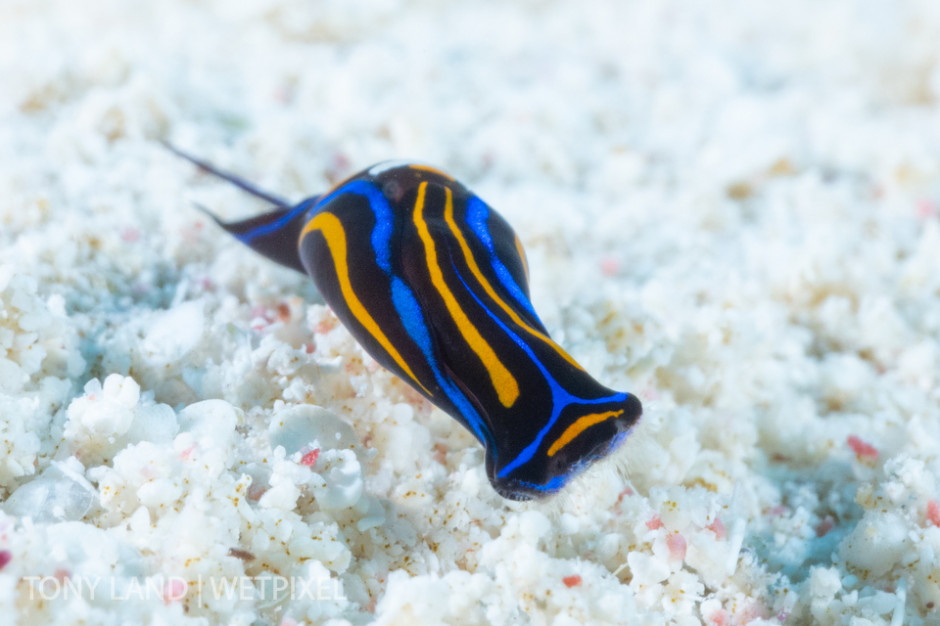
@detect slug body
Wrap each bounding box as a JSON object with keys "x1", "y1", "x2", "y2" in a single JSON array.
[{"x1": 170, "y1": 146, "x2": 642, "y2": 499}]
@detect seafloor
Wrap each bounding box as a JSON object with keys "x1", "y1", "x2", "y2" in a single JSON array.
[{"x1": 1, "y1": 0, "x2": 939, "y2": 624}]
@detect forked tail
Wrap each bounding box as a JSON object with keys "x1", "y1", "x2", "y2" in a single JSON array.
[{"x1": 164, "y1": 141, "x2": 316, "y2": 274}]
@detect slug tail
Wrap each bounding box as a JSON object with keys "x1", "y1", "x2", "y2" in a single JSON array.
[
  {"x1": 198, "y1": 200, "x2": 317, "y2": 275},
  {"x1": 165, "y1": 140, "x2": 316, "y2": 274},
  {"x1": 162, "y1": 140, "x2": 292, "y2": 208}
]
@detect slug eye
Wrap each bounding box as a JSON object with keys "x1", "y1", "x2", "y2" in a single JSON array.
[{"x1": 382, "y1": 179, "x2": 403, "y2": 202}]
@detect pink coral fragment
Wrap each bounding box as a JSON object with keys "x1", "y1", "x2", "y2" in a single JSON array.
[
  {"x1": 847, "y1": 435, "x2": 878, "y2": 459},
  {"x1": 247, "y1": 482, "x2": 267, "y2": 501},
  {"x1": 706, "y1": 608, "x2": 730, "y2": 626},
  {"x1": 707, "y1": 517, "x2": 726, "y2": 539},
  {"x1": 433, "y1": 442, "x2": 448, "y2": 464},
  {"x1": 927, "y1": 500, "x2": 940, "y2": 527},
  {"x1": 163, "y1": 578, "x2": 186, "y2": 604},
  {"x1": 179, "y1": 443, "x2": 198, "y2": 461},
  {"x1": 646, "y1": 514, "x2": 664, "y2": 530},
  {"x1": 917, "y1": 199, "x2": 937, "y2": 219},
  {"x1": 667, "y1": 532, "x2": 687, "y2": 561},
  {"x1": 300, "y1": 448, "x2": 320, "y2": 467}
]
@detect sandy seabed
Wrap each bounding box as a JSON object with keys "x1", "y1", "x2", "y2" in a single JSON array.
[{"x1": 2, "y1": 0, "x2": 940, "y2": 624}]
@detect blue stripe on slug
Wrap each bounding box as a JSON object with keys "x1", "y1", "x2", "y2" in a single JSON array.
[
  {"x1": 389, "y1": 276, "x2": 493, "y2": 449},
  {"x1": 308, "y1": 180, "x2": 497, "y2": 451},
  {"x1": 448, "y1": 254, "x2": 631, "y2": 490},
  {"x1": 312, "y1": 180, "x2": 395, "y2": 271},
  {"x1": 235, "y1": 198, "x2": 318, "y2": 244},
  {"x1": 464, "y1": 195, "x2": 538, "y2": 319}
]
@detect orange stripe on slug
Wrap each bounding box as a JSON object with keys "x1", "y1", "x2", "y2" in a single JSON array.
[
  {"x1": 409, "y1": 164, "x2": 455, "y2": 180},
  {"x1": 300, "y1": 213, "x2": 431, "y2": 395},
  {"x1": 547, "y1": 409, "x2": 624, "y2": 457},
  {"x1": 444, "y1": 196, "x2": 584, "y2": 372},
  {"x1": 413, "y1": 183, "x2": 519, "y2": 408}
]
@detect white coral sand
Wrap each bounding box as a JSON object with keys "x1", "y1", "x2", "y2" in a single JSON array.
[{"x1": 1, "y1": 0, "x2": 940, "y2": 624}]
